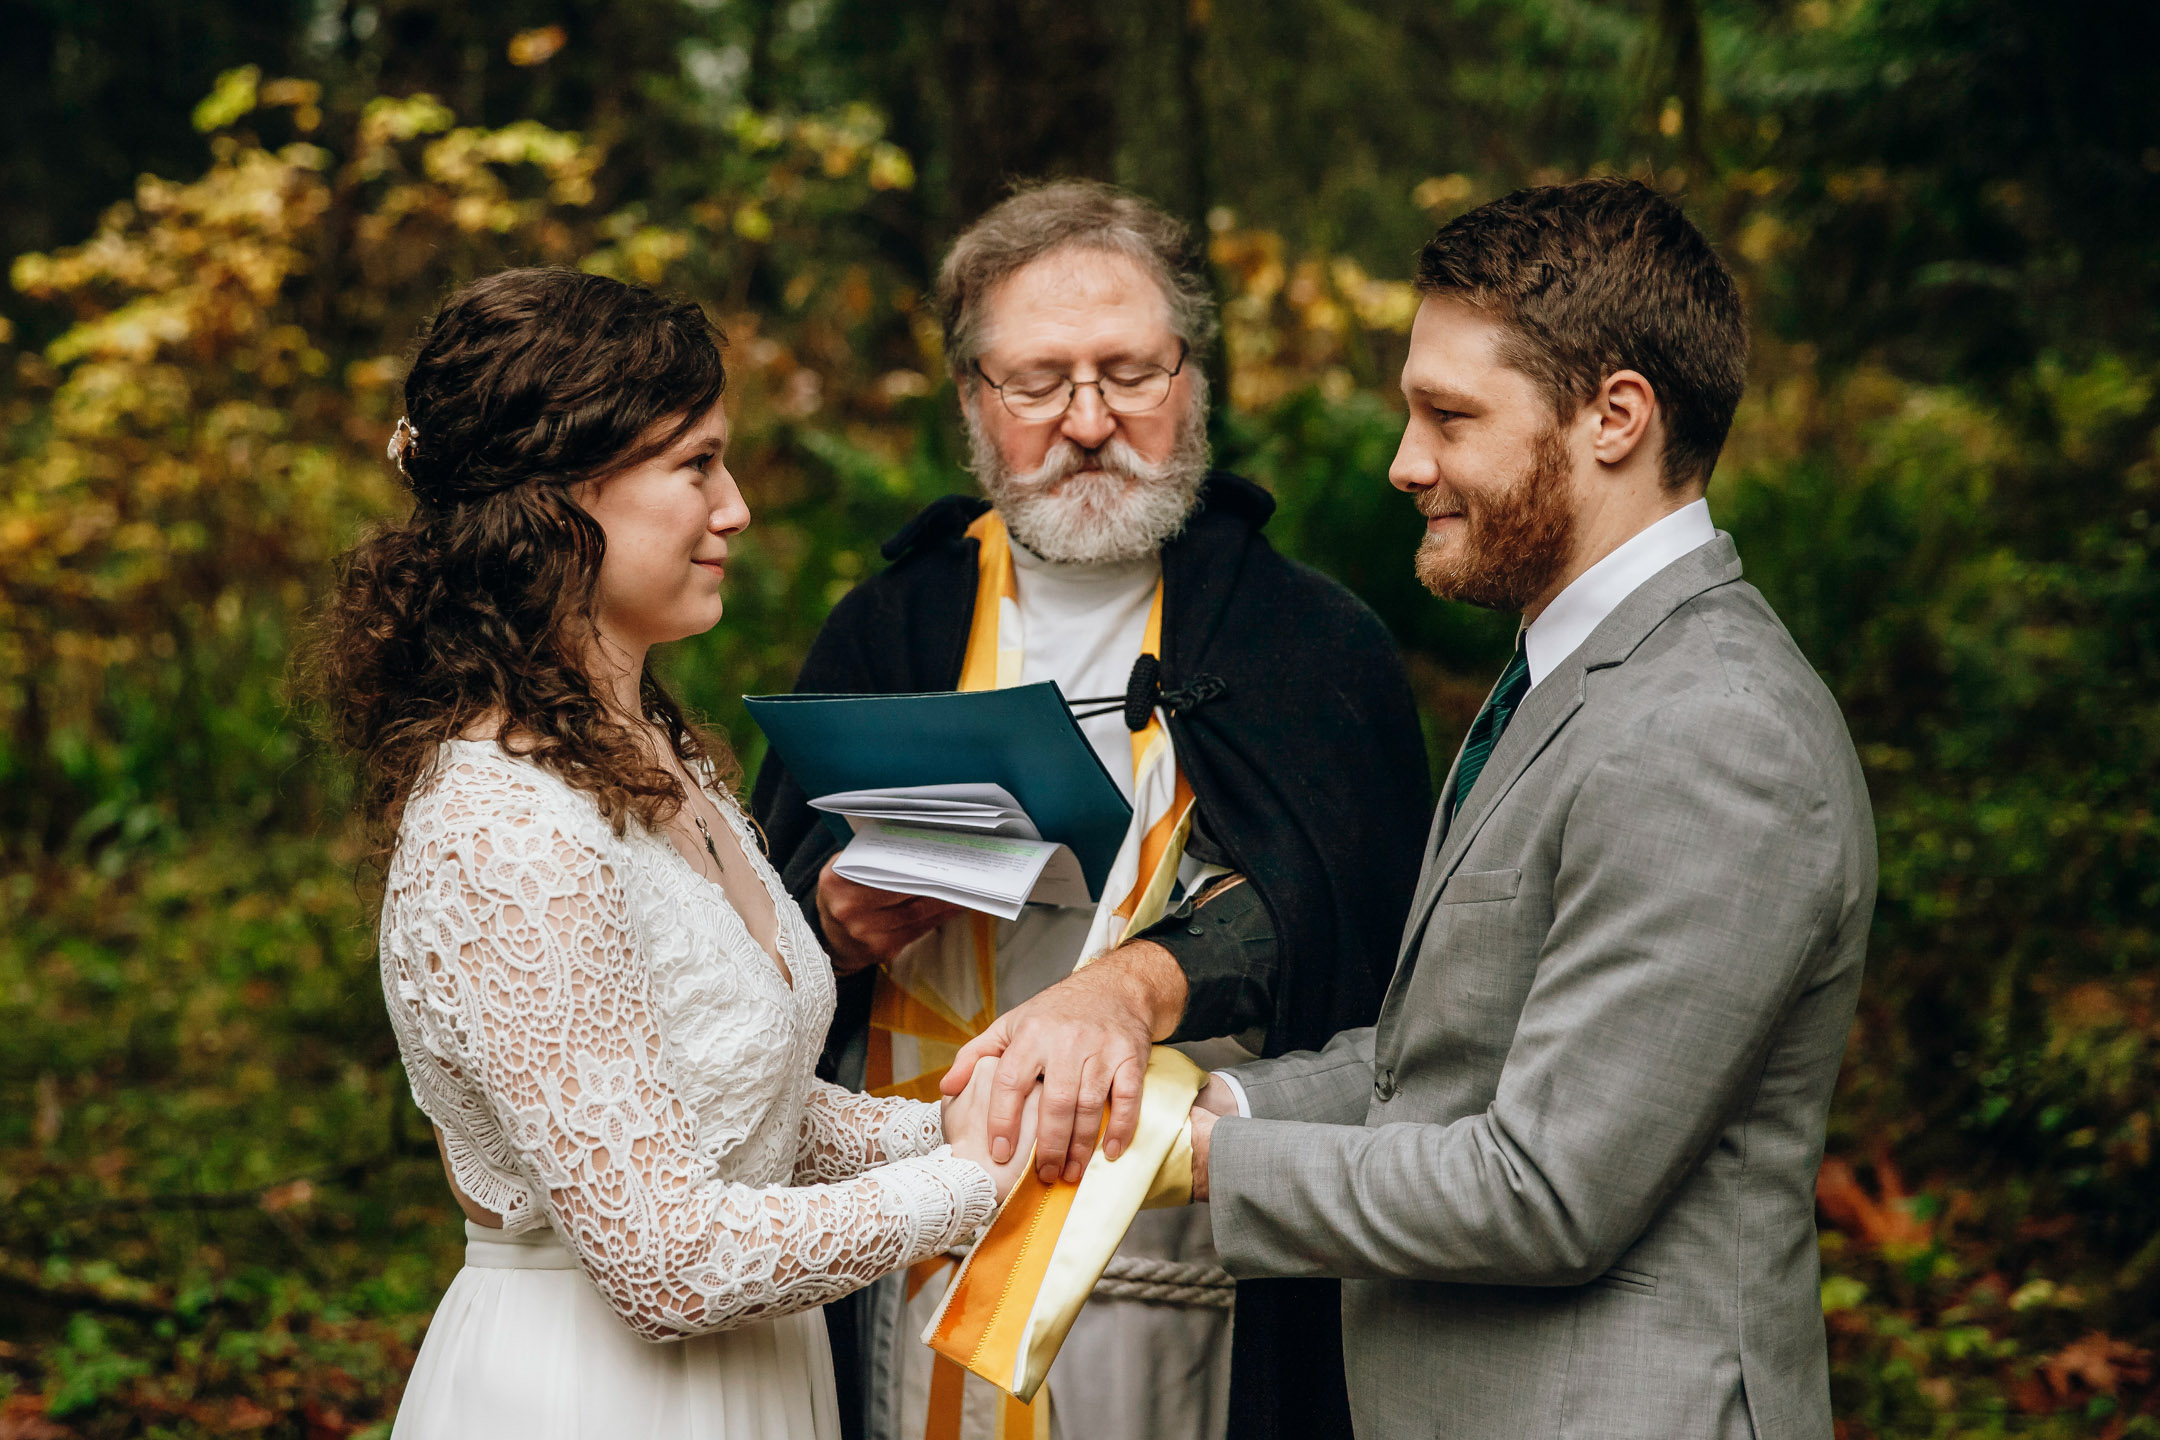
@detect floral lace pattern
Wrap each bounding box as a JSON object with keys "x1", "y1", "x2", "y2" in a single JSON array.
[
  {"x1": 379, "y1": 741, "x2": 994, "y2": 1340},
  {"x1": 795, "y1": 1082, "x2": 948, "y2": 1184}
]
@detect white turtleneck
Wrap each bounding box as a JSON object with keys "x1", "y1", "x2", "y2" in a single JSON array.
[{"x1": 1008, "y1": 538, "x2": 1161, "y2": 802}]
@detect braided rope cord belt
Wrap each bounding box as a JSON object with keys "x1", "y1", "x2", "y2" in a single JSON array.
[
  {"x1": 946, "y1": 1248, "x2": 1236, "y2": 1310},
  {"x1": 1091, "y1": 1254, "x2": 1236, "y2": 1309}
]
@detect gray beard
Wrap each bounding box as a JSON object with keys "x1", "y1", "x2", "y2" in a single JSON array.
[{"x1": 967, "y1": 384, "x2": 1211, "y2": 566}]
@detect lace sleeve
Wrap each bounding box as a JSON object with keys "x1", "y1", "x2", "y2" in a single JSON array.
[
  {"x1": 795, "y1": 1082, "x2": 948, "y2": 1183},
  {"x1": 400, "y1": 804, "x2": 997, "y2": 1340}
]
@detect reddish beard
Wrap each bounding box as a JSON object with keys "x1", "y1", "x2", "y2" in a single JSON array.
[{"x1": 1413, "y1": 423, "x2": 1576, "y2": 611}]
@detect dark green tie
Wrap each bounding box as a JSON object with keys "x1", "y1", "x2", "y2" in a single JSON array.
[{"x1": 1449, "y1": 643, "x2": 1532, "y2": 824}]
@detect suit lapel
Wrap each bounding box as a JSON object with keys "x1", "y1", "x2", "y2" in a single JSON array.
[
  {"x1": 1394, "y1": 668, "x2": 1584, "y2": 966},
  {"x1": 1387, "y1": 535, "x2": 1747, "y2": 979},
  {"x1": 1392, "y1": 688, "x2": 1474, "y2": 969}
]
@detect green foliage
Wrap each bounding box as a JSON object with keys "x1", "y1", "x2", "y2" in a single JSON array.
[
  {"x1": 46, "y1": 1317, "x2": 152, "y2": 1418},
  {"x1": 1, "y1": 835, "x2": 447, "y2": 1435},
  {"x1": 1720, "y1": 347, "x2": 2160, "y2": 1430}
]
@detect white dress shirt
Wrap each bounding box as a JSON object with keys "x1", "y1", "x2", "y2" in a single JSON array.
[
  {"x1": 1523, "y1": 498, "x2": 1716, "y2": 690},
  {"x1": 1214, "y1": 499, "x2": 1720, "y2": 1119}
]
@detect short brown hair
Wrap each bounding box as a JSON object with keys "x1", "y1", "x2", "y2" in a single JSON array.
[
  {"x1": 1415, "y1": 178, "x2": 1746, "y2": 487},
  {"x1": 936, "y1": 180, "x2": 1218, "y2": 380}
]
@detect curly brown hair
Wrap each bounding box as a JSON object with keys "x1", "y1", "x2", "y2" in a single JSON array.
[{"x1": 312, "y1": 267, "x2": 737, "y2": 852}]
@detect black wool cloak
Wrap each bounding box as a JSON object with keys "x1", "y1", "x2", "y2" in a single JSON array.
[{"x1": 750, "y1": 471, "x2": 1434, "y2": 1440}]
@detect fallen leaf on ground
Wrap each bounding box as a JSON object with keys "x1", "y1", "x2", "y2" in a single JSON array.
[
  {"x1": 1816, "y1": 1147, "x2": 1933, "y2": 1250},
  {"x1": 2043, "y1": 1331, "x2": 2154, "y2": 1401}
]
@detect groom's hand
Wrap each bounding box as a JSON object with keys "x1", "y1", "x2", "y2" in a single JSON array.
[
  {"x1": 940, "y1": 941, "x2": 1189, "y2": 1184},
  {"x1": 1194, "y1": 1071, "x2": 1240, "y2": 1119},
  {"x1": 1184, "y1": 1073, "x2": 1237, "y2": 1202},
  {"x1": 817, "y1": 859, "x2": 962, "y2": 975},
  {"x1": 1188, "y1": 1104, "x2": 1220, "y2": 1202}
]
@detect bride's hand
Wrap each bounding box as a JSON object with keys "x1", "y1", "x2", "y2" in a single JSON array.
[{"x1": 943, "y1": 1057, "x2": 1039, "y2": 1202}]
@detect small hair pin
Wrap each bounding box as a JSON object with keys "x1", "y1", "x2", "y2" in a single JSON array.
[{"x1": 387, "y1": 416, "x2": 420, "y2": 478}]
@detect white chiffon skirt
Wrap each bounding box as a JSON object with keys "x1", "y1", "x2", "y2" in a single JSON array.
[{"x1": 392, "y1": 1222, "x2": 841, "y2": 1440}]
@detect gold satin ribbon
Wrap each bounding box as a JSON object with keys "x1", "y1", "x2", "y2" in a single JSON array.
[{"x1": 923, "y1": 1047, "x2": 1203, "y2": 1402}]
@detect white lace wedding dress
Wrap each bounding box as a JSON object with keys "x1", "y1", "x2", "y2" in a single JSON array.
[{"x1": 378, "y1": 740, "x2": 997, "y2": 1438}]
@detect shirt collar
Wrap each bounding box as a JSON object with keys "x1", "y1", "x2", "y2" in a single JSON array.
[{"x1": 1523, "y1": 498, "x2": 1717, "y2": 689}]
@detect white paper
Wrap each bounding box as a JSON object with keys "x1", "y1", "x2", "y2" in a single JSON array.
[
  {"x1": 831, "y1": 820, "x2": 1093, "y2": 920},
  {"x1": 811, "y1": 783, "x2": 1041, "y2": 838}
]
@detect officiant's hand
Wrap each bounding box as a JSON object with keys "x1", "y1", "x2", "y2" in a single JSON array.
[
  {"x1": 943, "y1": 1056, "x2": 1040, "y2": 1201},
  {"x1": 817, "y1": 858, "x2": 962, "y2": 975},
  {"x1": 940, "y1": 941, "x2": 1189, "y2": 1185}
]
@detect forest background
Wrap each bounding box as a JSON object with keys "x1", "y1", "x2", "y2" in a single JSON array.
[{"x1": 1, "y1": 0, "x2": 2157, "y2": 1435}]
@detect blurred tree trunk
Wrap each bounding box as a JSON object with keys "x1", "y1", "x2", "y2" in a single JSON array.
[
  {"x1": 0, "y1": 0, "x2": 301, "y2": 294},
  {"x1": 1655, "y1": 0, "x2": 1707, "y2": 181},
  {"x1": 938, "y1": 0, "x2": 1119, "y2": 221},
  {"x1": 1174, "y1": 0, "x2": 1214, "y2": 236},
  {"x1": 1179, "y1": 0, "x2": 1229, "y2": 419}
]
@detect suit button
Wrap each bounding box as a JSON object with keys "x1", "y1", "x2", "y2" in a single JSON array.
[{"x1": 1374, "y1": 1068, "x2": 1396, "y2": 1102}]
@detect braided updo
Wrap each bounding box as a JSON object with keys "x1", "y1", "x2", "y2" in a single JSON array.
[{"x1": 312, "y1": 268, "x2": 736, "y2": 848}]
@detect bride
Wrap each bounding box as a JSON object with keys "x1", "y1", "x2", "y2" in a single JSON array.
[{"x1": 314, "y1": 268, "x2": 1035, "y2": 1437}]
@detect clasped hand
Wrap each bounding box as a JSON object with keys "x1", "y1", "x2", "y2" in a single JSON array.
[
  {"x1": 933, "y1": 944, "x2": 1171, "y2": 1185},
  {"x1": 1185, "y1": 1072, "x2": 1238, "y2": 1201},
  {"x1": 941, "y1": 1056, "x2": 1041, "y2": 1200},
  {"x1": 937, "y1": 941, "x2": 1193, "y2": 1185},
  {"x1": 943, "y1": 1024, "x2": 1241, "y2": 1203}
]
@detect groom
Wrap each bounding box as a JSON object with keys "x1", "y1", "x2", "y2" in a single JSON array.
[{"x1": 961, "y1": 178, "x2": 1876, "y2": 1438}]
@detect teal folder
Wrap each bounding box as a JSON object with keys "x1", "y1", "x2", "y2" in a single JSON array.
[{"x1": 744, "y1": 683, "x2": 1134, "y2": 898}]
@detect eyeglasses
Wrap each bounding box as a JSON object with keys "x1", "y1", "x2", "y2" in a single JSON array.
[{"x1": 972, "y1": 341, "x2": 1189, "y2": 423}]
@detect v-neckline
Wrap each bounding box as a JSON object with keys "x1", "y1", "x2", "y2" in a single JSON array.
[
  {"x1": 451, "y1": 737, "x2": 797, "y2": 992},
  {"x1": 661, "y1": 797, "x2": 794, "y2": 993}
]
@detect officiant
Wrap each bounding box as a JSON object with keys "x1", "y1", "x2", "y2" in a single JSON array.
[{"x1": 751, "y1": 180, "x2": 1432, "y2": 1440}]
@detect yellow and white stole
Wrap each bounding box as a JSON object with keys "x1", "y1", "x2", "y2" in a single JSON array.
[{"x1": 868, "y1": 510, "x2": 1208, "y2": 1436}]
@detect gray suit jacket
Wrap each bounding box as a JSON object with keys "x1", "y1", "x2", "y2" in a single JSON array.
[{"x1": 1210, "y1": 536, "x2": 1874, "y2": 1440}]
